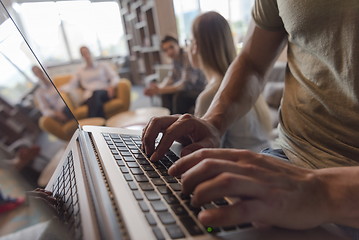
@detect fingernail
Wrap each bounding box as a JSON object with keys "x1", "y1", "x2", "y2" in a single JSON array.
[
  {"x1": 168, "y1": 164, "x2": 176, "y2": 175},
  {"x1": 150, "y1": 152, "x2": 157, "y2": 162}
]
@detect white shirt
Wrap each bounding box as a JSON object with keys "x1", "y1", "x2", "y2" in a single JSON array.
[
  {"x1": 195, "y1": 77, "x2": 270, "y2": 153},
  {"x1": 64, "y1": 62, "x2": 119, "y2": 101},
  {"x1": 35, "y1": 83, "x2": 66, "y2": 117}
]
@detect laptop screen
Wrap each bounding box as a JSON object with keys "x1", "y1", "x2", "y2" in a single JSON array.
[{"x1": 0, "y1": 1, "x2": 80, "y2": 134}]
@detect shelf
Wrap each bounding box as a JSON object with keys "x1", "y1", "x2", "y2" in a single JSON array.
[
  {"x1": 135, "y1": 21, "x2": 147, "y2": 29},
  {"x1": 141, "y1": 46, "x2": 160, "y2": 53},
  {"x1": 120, "y1": 0, "x2": 177, "y2": 84}
]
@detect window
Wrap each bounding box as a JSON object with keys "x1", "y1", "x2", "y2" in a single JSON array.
[
  {"x1": 173, "y1": 0, "x2": 254, "y2": 46},
  {"x1": 18, "y1": 0, "x2": 127, "y2": 66},
  {"x1": 0, "y1": 19, "x2": 37, "y2": 105}
]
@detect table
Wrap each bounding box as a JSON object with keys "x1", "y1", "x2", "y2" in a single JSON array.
[
  {"x1": 106, "y1": 107, "x2": 170, "y2": 129},
  {"x1": 78, "y1": 117, "x2": 106, "y2": 127}
]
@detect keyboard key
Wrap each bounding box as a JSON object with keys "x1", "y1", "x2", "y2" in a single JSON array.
[
  {"x1": 153, "y1": 162, "x2": 165, "y2": 169},
  {"x1": 163, "y1": 176, "x2": 177, "y2": 183},
  {"x1": 165, "y1": 225, "x2": 185, "y2": 239},
  {"x1": 116, "y1": 160, "x2": 125, "y2": 166},
  {"x1": 165, "y1": 151, "x2": 179, "y2": 162},
  {"x1": 145, "y1": 191, "x2": 160, "y2": 201},
  {"x1": 123, "y1": 173, "x2": 133, "y2": 181},
  {"x1": 214, "y1": 198, "x2": 229, "y2": 206},
  {"x1": 111, "y1": 150, "x2": 119, "y2": 155},
  {"x1": 171, "y1": 205, "x2": 188, "y2": 216},
  {"x1": 132, "y1": 190, "x2": 143, "y2": 200},
  {"x1": 160, "y1": 158, "x2": 173, "y2": 168},
  {"x1": 158, "y1": 168, "x2": 169, "y2": 176},
  {"x1": 169, "y1": 183, "x2": 182, "y2": 192},
  {"x1": 163, "y1": 194, "x2": 179, "y2": 205},
  {"x1": 138, "y1": 201, "x2": 150, "y2": 212},
  {"x1": 176, "y1": 192, "x2": 190, "y2": 200},
  {"x1": 157, "y1": 211, "x2": 176, "y2": 225},
  {"x1": 110, "y1": 134, "x2": 120, "y2": 139},
  {"x1": 139, "y1": 182, "x2": 154, "y2": 191},
  {"x1": 123, "y1": 156, "x2": 135, "y2": 162},
  {"x1": 152, "y1": 227, "x2": 165, "y2": 240},
  {"x1": 128, "y1": 182, "x2": 138, "y2": 190},
  {"x1": 115, "y1": 143, "x2": 125, "y2": 147},
  {"x1": 120, "y1": 167, "x2": 129, "y2": 173},
  {"x1": 184, "y1": 201, "x2": 201, "y2": 215},
  {"x1": 120, "y1": 151, "x2": 132, "y2": 156},
  {"x1": 117, "y1": 147, "x2": 127, "y2": 152},
  {"x1": 145, "y1": 213, "x2": 157, "y2": 226},
  {"x1": 114, "y1": 155, "x2": 122, "y2": 160},
  {"x1": 131, "y1": 149, "x2": 141, "y2": 154},
  {"x1": 147, "y1": 171, "x2": 160, "y2": 178},
  {"x1": 126, "y1": 162, "x2": 139, "y2": 168},
  {"x1": 134, "y1": 175, "x2": 149, "y2": 182},
  {"x1": 130, "y1": 168, "x2": 144, "y2": 175},
  {"x1": 157, "y1": 186, "x2": 172, "y2": 195},
  {"x1": 150, "y1": 200, "x2": 167, "y2": 212},
  {"x1": 152, "y1": 178, "x2": 165, "y2": 186},
  {"x1": 142, "y1": 165, "x2": 154, "y2": 171},
  {"x1": 180, "y1": 216, "x2": 203, "y2": 235},
  {"x1": 137, "y1": 159, "x2": 150, "y2": 165}
]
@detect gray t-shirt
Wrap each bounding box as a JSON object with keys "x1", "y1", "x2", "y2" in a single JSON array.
[{"x1": 252, "y1": 0, "x2": 359, "y2": 168}]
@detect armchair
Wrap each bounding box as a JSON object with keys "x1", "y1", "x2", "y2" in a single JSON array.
[{"x1": 38, "y1": 75, "x2": 131, "y2": 141}]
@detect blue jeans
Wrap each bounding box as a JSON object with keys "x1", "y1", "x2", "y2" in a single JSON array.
[{"x1": 260, "y1": 148, "x2": 359, "y2": 240}]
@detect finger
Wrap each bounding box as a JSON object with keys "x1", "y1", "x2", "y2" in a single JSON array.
[
  {"x1": 141, "y1": 115, "x2": 179, "y2": 156},
  {"x1": 198, "y1": 200, "x2": 265, "y2": 227},
  {"x1": 191, "y1": 172, "x2": 267, "y2": 207},
  {"x1": 150, "y1": 114, "x2": 198, "y2": 161},
  {"x1": 168, "y1": 148, "x2": 255, "y2": 177},
  {"x1": 180, "y1": 142, "x2": 206, "y2": 157},
  {"x1": 181, "y1": 158, "x2": 269, "y2": 195}
]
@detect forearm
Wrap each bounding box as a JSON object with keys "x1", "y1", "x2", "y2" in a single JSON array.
[
  {"x1": 158, "y1": 82, "x2": 184, "y2": 95},
  {"x1": 316, "y1": 166, "x2": 359, "y2": 228},
  {"x1": 202, "y1": 22, "x2": 286, "y2": 136},
  {"x1": 203, "y1": 53, "x2": 265, "y2": 135}
]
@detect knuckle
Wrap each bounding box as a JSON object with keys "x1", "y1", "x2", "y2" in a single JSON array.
[
  {"x1": 201, "y1": 158, "x2": 218, "y2": 171},
  {"x1": 218, "y1": 172, "x2": 236, "y2": 187},
  {"x1": 179, "y1": 113, "x2": 193, "y2": 120},
  {"x1": 197, "y1": 148, "x2": 211, "y2": 159}
]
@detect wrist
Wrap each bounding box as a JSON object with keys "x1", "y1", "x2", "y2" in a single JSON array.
[{"x1": 316, "y1": 167, "x2": 359, "y2": 228}]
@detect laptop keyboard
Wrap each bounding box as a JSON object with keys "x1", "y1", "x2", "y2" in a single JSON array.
[
  {"x1": 51, "y1": 151, "x2": 82, "y2": 240},
  {"x1": 103, "y1": 133, "x2": 252, "y2": 239}
]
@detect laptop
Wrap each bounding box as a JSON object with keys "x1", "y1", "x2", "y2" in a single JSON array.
[{"x1": 1, "y1": 3, "x2": 345, "y2": 240}]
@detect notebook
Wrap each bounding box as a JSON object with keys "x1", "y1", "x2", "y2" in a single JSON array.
[{"x1": 0, "y1": 2, "x2": 344, "y2": 239}]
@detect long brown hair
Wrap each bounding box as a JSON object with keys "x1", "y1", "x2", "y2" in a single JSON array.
[
  {"x1": 192, "y1": 11, "x2": 236, "y2": 77},
  {"x1": 193, "y1": 12, "x2": 273, "y2": 133}
]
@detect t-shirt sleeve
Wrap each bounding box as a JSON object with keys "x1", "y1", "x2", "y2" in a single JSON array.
[{"x1": 252, "y1": 0, "x2": 284, "y2": 31}]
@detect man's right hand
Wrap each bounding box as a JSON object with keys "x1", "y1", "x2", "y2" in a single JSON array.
[{"x1": 142, "y1": 114, "x2": 221, "y2": 161}]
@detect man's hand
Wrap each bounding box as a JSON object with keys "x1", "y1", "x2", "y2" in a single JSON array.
[
  {"x1": 54, "y1": 111, "x2": 68, "y2": 122},
  {"x1": 168, "y1": 148, "x2": 331, "y2": 230},
  {"x1": 141, "y1": 114, "x2": 221, "y2": 161},
  {"x1": 107, "y1": 86, "x2": 116, "y2": 99}
]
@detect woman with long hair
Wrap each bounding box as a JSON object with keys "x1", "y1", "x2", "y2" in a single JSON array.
[{"x1": 188, "y1": 11, "x2": 272, "y2": 152}]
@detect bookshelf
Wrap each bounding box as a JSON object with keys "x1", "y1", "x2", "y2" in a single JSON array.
[{"x1": 118, "y1": 0, "x2": 178, "y2": 85}]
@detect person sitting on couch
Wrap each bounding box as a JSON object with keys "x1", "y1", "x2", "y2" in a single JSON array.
[
  {"x1": 63, "y1": 46, "x2": 120, "y2": 118},
  {"x1": 33, "y1": 65, "x2": 72, "y2": 123}
]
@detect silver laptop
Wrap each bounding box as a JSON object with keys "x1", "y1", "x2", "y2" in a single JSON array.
[{"x1": 1, "y1": 2, "x2": 345, "y2": 239}]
